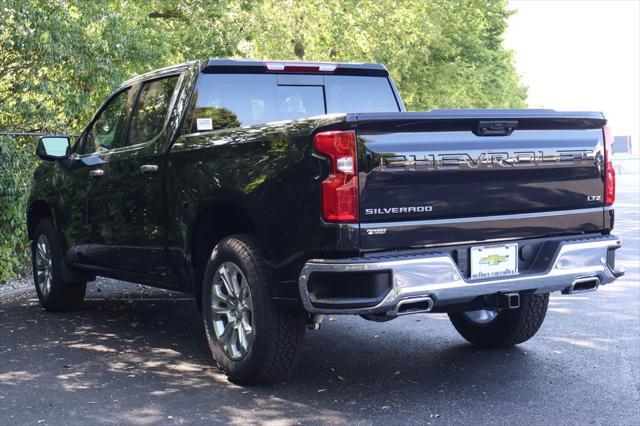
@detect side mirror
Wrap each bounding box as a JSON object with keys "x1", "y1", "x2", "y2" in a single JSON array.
[{"x1": 36, "y1": 136, "x2": 70, "y2": 161}]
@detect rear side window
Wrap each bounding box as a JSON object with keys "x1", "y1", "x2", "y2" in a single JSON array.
[
  {"x1": 128, "y1": 76, "x2": 179, "y2": 146},
  {"x1": 188, "y1": 73, "x2": 399, "y2": 133}
]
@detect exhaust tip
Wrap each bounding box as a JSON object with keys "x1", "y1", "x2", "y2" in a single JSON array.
[
  {"x1": 563, "y1": 277, "x2": 600, "y2": 294},
  {"x1": 390, "y1": 296, "x2": 434, "y2": 317}
]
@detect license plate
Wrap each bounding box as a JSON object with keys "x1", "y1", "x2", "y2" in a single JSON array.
[{"x1": 470, "y1": 243, "x2": 518, "y2": 280}]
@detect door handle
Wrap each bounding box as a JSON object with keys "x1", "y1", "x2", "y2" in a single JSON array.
[
  {"x1": 89, "y1": 169, "x2": 105, "y2": 177},
  {"x1": 140, "y1": 164, "x2": 159, "y2": 173}
]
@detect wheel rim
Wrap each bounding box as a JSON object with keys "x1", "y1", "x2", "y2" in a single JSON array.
[
  {"x1": 35, "y1": 235, "x2": 53, "y2": 297},
  {"x1": 464, "y1": 309, "x2": 499, "y2": 324},
  {"x1": 210, "y1": 262, "x2": 254, "y2": 361}
]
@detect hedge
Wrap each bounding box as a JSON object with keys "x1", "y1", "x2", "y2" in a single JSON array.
[{"x1": 0, "y1": 135, "x2": 37, "y2": 282}]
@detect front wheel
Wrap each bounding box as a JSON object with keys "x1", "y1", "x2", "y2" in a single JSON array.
[
  {"x1": 31, "y1": 218, "x2": 86, "y2": 311},
  {"x1": 448, "y1": 292, "x2": 549, "y2": 348},
  {"x1": 202, "y1": 234, "x2": 306, "y2": 385}
]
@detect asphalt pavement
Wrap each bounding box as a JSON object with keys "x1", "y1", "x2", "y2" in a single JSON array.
[{"x1": 1, "y1": 175, "x2": 638, "y2": 425}]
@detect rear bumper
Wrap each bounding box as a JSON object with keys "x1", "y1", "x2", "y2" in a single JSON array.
[{"x1": 298, "y1": 234, "x2": 624, "y2": 316}]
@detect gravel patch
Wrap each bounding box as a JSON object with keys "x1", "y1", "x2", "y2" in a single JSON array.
[{"x1": 0, "y1": 276, "x2": 34, "y2": 300}]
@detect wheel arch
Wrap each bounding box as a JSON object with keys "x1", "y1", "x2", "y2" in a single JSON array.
[
  {"x1": 26, "y1": 200, "x2": 54, "y2": 241},
  {"x1": 26, "y1": 199, "x2": 95, "y2": 283},
  {"x1": 189, "y1": 201, "x2": 257, "y2": 310}
]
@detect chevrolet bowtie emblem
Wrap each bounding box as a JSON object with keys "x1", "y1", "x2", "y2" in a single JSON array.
[{"x1": 479, "y1": 254, "x2": 509, "y2": 266}]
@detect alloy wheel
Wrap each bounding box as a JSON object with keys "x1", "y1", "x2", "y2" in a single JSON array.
[
  {"x1": 210, "y1": 262, "x2": 254, "y2": 360},
  {"x1": 35, "y1": 235, "x2": 53, "y2": 297}
]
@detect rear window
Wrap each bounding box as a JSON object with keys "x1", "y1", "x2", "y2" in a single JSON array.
[
  {"x1": 324, "y1": 75, "x2": 399, "y2": 114},
  {"x1": 188, "y1": 73, "x2": 399, "y2": 132}
]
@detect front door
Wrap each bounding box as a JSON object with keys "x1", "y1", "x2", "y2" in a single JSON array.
[
  {"x1": 64, "y1": 85, "x2": 135, "y2": 267},
  {"x1": 88, "y1": 75, "x2": 181, "y2": 285}
]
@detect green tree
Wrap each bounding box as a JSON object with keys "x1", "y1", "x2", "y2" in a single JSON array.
[
  {"x1": 0, "y1": 0, "x2": 248, "y2": 281},
  {"x1": 0, "y1": 0, "x2": 245, "y2": 133},
  {"x1": 242, "y1": 0, "x2": 527, "y2": 110},
  {"x1": 1, "y1": 0, "x2": 526, "y2": 133},
  {"x1": 0, "y1": 0, "x2": 526, "y2": 281}
]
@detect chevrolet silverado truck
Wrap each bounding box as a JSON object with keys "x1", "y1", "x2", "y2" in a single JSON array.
[{"x1": 28, "y1": 59, "x2": 624, "y2": 384}]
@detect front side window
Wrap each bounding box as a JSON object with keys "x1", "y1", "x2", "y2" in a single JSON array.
[
  {"x1": 83, "y1": 88, "x2": 132, "y2": 154},
  {"x1": 128, "y1": 76, "x2": 179, "y2": 146}
]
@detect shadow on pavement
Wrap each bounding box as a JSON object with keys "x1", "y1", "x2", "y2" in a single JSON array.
[{"x1": 1, "y1": 279, "x2": 637, "y2": 425}]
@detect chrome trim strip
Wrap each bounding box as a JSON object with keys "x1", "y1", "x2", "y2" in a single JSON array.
[
  {"x1": 361, "y1": 207, "x2": 605, "y2": 229},
  {"x1": 298, "y1": 234, "x2": 622, "y2": 316}
]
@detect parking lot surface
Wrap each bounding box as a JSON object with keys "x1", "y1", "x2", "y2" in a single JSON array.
[{"x1": 1, "y1": 175, "x2": 638, "y2": 425}]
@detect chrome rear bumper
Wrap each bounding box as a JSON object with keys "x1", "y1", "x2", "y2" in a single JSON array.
[{"x1": 298, "y1": 234, "x2": 623, "y2": 316}]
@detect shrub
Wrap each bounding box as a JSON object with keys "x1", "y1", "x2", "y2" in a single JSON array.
[{"x1": 0, "y1": 135, "x2": 37, "y2": 282}]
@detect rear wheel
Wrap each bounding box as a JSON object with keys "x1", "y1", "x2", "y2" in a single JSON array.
[
  {"x1": 202, "y1": 234, "x2": 306, "y2": 385},
  {"x1": 448, "y1": 293, "x2": 549, "y2": 348},
  {"x1": 31, "y1": 218, "x2": 86, "y2": 311}
]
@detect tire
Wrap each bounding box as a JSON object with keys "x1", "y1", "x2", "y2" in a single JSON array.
[
  {"x1": 448, "y1": 292, "x2": 549, "y2": 348},
  {"x1": 202, "y1": 234, "x2": 306, "y2": 385},
  {"x1": 31, "y1": 218, "x2": 86, "y2": 311}
]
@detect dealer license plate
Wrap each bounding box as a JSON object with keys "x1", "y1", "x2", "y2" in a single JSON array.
[{"x1": 470, "y1": 243, "x2": 518, "y2": 280}]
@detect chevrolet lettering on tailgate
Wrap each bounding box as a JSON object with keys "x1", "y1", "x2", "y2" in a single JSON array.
[{"x1": 382, "y1": 149, "x2": 595, "y2": 170}]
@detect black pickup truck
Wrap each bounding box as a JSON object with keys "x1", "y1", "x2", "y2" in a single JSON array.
[{"x1": 28, "y1": 59, "x2": 624, "y2": 384}]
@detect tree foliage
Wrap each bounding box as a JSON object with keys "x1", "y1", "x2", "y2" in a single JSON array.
[
  {"x1": 0, "y1": 0, "x2": 244, "y2": 132},
  {"x1": 0, "y1": 135, "x2": 36, "y2": 279},
  {"x1": 245, "y1": 0, "x2": 526, "y2": 110},
  {"x1": 0, "y1": 0, "x2": 526, "y2": 281}
]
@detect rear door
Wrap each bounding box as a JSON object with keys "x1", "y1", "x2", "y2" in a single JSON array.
[{"x1": 356, "y1": 112, "x2": 607, "y2": 250}]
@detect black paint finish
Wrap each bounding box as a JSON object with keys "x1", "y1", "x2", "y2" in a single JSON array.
[{"x1": 27, "y1": 59, "x2": 612, "y2": 301}]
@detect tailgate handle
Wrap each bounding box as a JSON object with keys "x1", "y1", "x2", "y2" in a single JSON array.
[{"x1": 476, "y1": 120, "x2": 518, "y2": 136}]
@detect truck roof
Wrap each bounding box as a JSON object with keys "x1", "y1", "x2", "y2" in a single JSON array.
[
  {"x1": 202, "y1": 59, "x2": 389, "y2": 76},
  {"x1": 116, "y1": 59, "x2": 390, "y2": 94}
]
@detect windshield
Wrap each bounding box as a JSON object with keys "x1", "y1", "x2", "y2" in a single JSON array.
[{"x1": 188, "y1": 73, "x2": 399, "y2": 132}]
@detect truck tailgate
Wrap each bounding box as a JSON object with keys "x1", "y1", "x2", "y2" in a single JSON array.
[{"x1": 355, "y1": 111, "x2": 608, "y2": 250}]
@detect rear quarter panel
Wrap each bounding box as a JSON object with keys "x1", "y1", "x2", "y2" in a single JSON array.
[{"x1": 166, "y1": 115, "x2": 359, "y2": 282}]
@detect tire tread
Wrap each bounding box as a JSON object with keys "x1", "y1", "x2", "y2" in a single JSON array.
[
  {"x1": 448, "y1": 293, "x2": 549, "y2": 348},
  {"x1": 508, "y1": 292, "x2": 549, "y2": 346},
  {"x1": 32, "y1": 218, "x2": 86, "y2": 312},
  {"x1": 202, "y1": 234, "x2": 306, "y2": 385}
]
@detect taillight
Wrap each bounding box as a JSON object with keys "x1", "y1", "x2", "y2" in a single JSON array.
[
  {"x1": 313, "y1": 130, "x2": 359, "y2": 222},
  {"x1": 603, "y1": 126, "x2": 616, "y2": 205}
]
